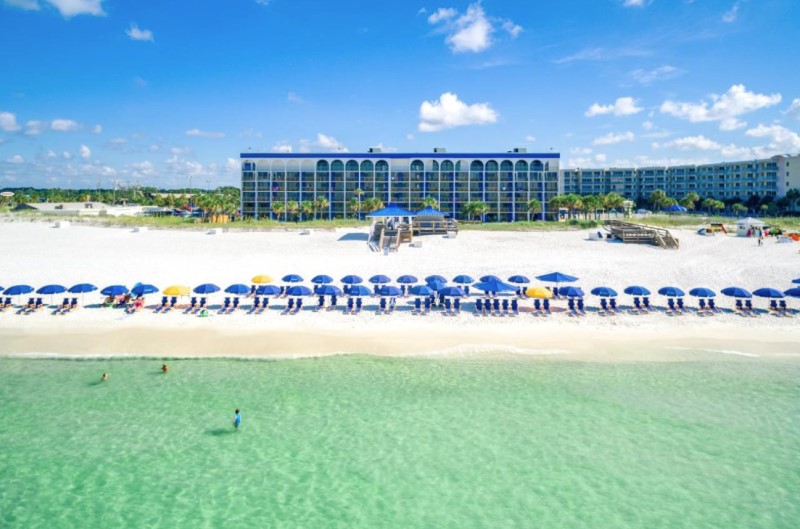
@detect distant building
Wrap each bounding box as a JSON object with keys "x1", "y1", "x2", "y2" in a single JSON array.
[
  {"x1": 240, "y1": 148, "x2": 560, "y2": 221},
  {"x1": 16, "y1": 202, "x2": 145, "y2": 217}
]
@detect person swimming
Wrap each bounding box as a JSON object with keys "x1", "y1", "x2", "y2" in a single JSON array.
[
  {"x1": 161, "y1": 363, "x2": 168, "y2": 373},
  {"x1": 233, "y1": 409, "x2": 241, "y2": 429},
  {"x1": 101, "y1": 372, "x2": 109, "y2": 382}
]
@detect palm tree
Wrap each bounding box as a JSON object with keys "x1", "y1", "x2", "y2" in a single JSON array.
[
  {"x1": 679, "y1": 192, "x2": 700, "y2": 211},
  {"x1": 701, "y1": 197, "x2": 717, "y2": 215},
  {"x1": 271, "y1": 201, "x2": 285, "y2": 221},
  {"x1": 362, "y1": 197, "x2": 384, "y2": 215},
  {"x1": 786, "y1": 188, "x2": 800, "y2": 213},
  {"x1": 649, "y1": 189, "x2": 668, "y2": 211},
  {"x1": 285, "y1": 200, "x2": 300, "y2": 222},
  {"x1": 422, "y1": 195, "x2": 439, "y2": 210},
  {"x1": 300, "y1": 200, "x2": 315, "y2": 221},
  {"x1": 527, "y1": 198, "x2": 542, "y2": 220},
  {"x1": 314, "y1": 196, "x2": 329, "y2": 220},
  {"x1": 347, "y1": 197, "x2": 361, "y2": 219},
  {"x1": 732, "y1": 203, "x2": 747, "y2": 217},
  {"x1": 354, "y1": 188, "x2": 365, "y2": 219}
]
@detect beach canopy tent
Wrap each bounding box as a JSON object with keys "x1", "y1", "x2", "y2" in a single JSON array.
[
  {"x1": 131, "y1": 283, "x2": 159, "y2": 296},
  {"x1": 689, "y1": 287, "x2": 716, "y2": 298},
  {"x1": 508, "y1": 275, "x2": 530, "y2": 284},
  {"x1": 341, "y1": 275, "x2": 363, "y2": 285},
  {"x1": 425, "y1": 275, "x2": 447, "y2": 283},
  {"x1": 784, "y1": 287, "x2": 800, "y2": 298},
  {"x1": 525, "y1": 286, "x2": 554, "y2": 299},
  {"x1": 69, "y1": 283, "x2": 97, "y2": 294},
  {"x1": 311, "y1": 275, "x2": 333, "y2": 285},
  {"x1": 624, "y1": 285, "x2": 651, "y2": 296},
  {"x1": 316, "y1": 285, "x2": 343, "y2": 297},
  {"x1": 346, "y1": 285, "x2": 371, "y2": 297},
  {"x1": 473, "y1": 278, "x2": 517, "y2": 294},
  {"x1": 735, "y1": 217, "x2": 766, "y2": 237},
  {"x1": 251, "y1": 275, "x2": 273, "y2": 284},
  {"x1": 193, "y1": 283, "x2": 219, "y2": 295},
  {"x1": 452, "y1": 275, "x2": 474, "y2": 284},
  {"x1": 752, "y1": 287, "x2": 784, "y2": 298},
  {"x1": 282, "y1": 274, "x2": 303, "y2": 283},
  {"x1": 37, "y1": 284, "x2": 66, "y2": 295},
  {"x1": 369, "y1": 275, "x2": 391, "y2": 284},
  {"x1": 663, "y1": 204, "x2": 687, "y2": 213},
  {"x1": 256, "y1": 285, "x2": 281, "y2": 296},
  {"x1": 286, "y1": 285, "x2": 312, "y2": 297},
  {"x1": 378, "y1": 285, "x2": 402, "y2": 297},
  {"x1": 396, "y1": 275, "x2": 418, "y2": 284},
  {"x1": 721, "y1": 287, "x2": 752, "y2": 298},
  {"x1": 536, "y1": 272, "x2": 579, "y2": 284},
  {"x1": 591, "y1": 287, "x2": 618, "y2": 297},
  {"x1": 163, "y1": 285, "x2": 190, "y2": 296},
  {"x1": 438, "y1": 286, "x2": 466, "y2": 297},
  {"x1": 426, "y1": 279, "x2": 446, "y2": 292},
  {"x1": 658, "y1": 286, "x2": 685, "y2": 297},
  {"x1": 409, "y1": 285, "x2": 434, "y2": 297},
  {"x1": 101, "y1": 285, "x2": 128, "y2": 297},
  {"x1": 559, "y1": 286, "x2": 585, "y2": 298},
  {"x1": 225, "y1": 284, "x2": 250, "y2": 295}
]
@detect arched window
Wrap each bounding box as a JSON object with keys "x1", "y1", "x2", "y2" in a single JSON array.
[
  {"x1": 345, "y1": 160, "x2": 359, "y2": 172},
  {"x1": 470, "y1": 160, "x2": 484, "y2": 172},
  {"x1": 411, "y1": 159, "x2": 424, "y2": 172},
  {"x1": 485, "y1": 160, "x2": 498, "y2": 172},
  {"x1": 316, "y1": 160, "x2": 329, "y2": 172},
  {"x1": 500, "y1": 160, "x2": 513, "y2": 172},
  {"x1": 532, "y1": 160, "x2": 544, "y2": 172},
  {"x1": 376, "y1": 160, "x2": 389, "y2": 173},
  {"x1": 360, "y1": 160, "x2": 373, "y2": 172},
  {"x1": 431, "y1": 160, "x2": 439, "y2": 172},
  {"x1": 441, "y1": 160, "x2": 454, "y2": 172},
  {"x1": 515, "y1": 161, "x2": 528, "y2": 172},
  {"x1": 331, "y1": 160, "x2": 344, "y2": 172}
]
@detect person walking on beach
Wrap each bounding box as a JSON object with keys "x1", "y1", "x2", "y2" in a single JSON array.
[{"x1": 233, "y1": 409, "x2": 241, "y2": 430}]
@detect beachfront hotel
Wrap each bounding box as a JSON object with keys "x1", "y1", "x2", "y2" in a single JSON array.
[
  {"x1": 240, "y1": 149, "x2": 560, "y2": 221},
  {"x1": 561, "y1": 154, "x2": 799, "y2": 203}
]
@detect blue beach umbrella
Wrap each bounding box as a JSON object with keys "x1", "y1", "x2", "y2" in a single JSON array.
[
  {"x1": 69, "y1": 283, "x2": 97, "y2": 294},
  {"x1": 256, "y1": 285, "x2": 282, "y2": 296},
  {"x1": 473, "y1": 279, "x2": 517, "y2": 293},
  {"x1": 591, "y1": 287, "x2": 618, "y2": 297},
  {"x1": 438, "y1": 286, "x2": 466, "y2": 297},
  {"x1": 783, "y1": 287, "x2": 800, "y2": 298},
  {"x1": 341, "y1": 275, "x2": 363, "y2": 285},
  {"x1": 347, "y1": 285, "x2": 372, "y2": 297},
  {"x1": 792, "y1": 278, "x2": 800, "y2": 284},
  {"x1": 559, "y1": 286, "x2": 585, "y2": 298},
  {"x1": 5, "y1": 285, "x2": 33, "y2": 296},
  {"x1": 688, "y1": 287, "x2": 716, "y2": 298},
  {"x1": 425, "y1": 275, "x2": 447, "y2": 283},
  {"x1": 624, "y1": 285, "x2": 651, "y2": 296},
  {"x1": 396, "y1": 275, "x2": 418, "y2": 284},
  {"x1": 285, "y1": 285, "x2": 312, "y2": 297},
  {"x1": 452, "y1": 274, "x2": 474, "y2": 284},
  {"x1": 507, "y1": 275, "x2": 530, "y2": 284},
  {"x1": 131, "y1": 283, "x2": 159, "y2": 296},
  {"x1": 311, "y1": 274, "x2": 334, "y2": 285},
  {"x1": 316, "y1": 285, "x2": 343, "y2": 297},
  {"x1": 369, "y1": 274, "x2": 392, "y2": 284},
  {"x1": 378, "y1": 285, "x2": 402, "y2": 297},
  {"x1": 426, "y1": 279, "x2": 447, "y2": 292},
  {"x1": 479, "y1": 275, "x2": 501, "y2": 282},
  {"x1": 101, "y1": 285, "x2": 128, "y2": 297},
  {"x1": 37, "y1": 284, "x2": 66, "y2": 295},
  {"x1": 658, "y1": 286, "x2": 685, "y2": 298},
  {"x1": 193, "y1": 283, "x2": 219, "y2": 295},
  {"x1": 752, "y1": 288, "x2": 784, "y2": 299},
  {"x1": 225, "y1": 284, "x2": 250, "y2": 295},
  {"x1": 0, "y1": 286, "x2": 3, "y2": 293},
  {"x1": 536, "y1": 272, "x2": 579, "y2": 284},
  {"x1": 282, "y1": 274, "x2": 304, "y2": 283},
  {"x1": 409, "y1": 285, "x2": 433, "y2": 297},
  {"x1": 721, "y1": 287, "x2": 751, "y2": 298}
]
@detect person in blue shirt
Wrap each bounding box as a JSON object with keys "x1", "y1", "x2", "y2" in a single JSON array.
[{"x1": 233, "y1": 409, "x2": 241, "y2": 429}]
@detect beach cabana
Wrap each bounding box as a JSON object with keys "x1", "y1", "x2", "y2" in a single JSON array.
[
  {"x1": 367, "y1": 204, "x2": 417, "y2": 249},
  {"x1": 735, "y1": 217, "x2": 766, "y2": 237}
]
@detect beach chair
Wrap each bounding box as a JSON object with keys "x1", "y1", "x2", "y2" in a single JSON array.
[
  {"x1": 413, "y1": 297, "x2": 422, "y2": 315},
  {"x1": 155, "y1": 296, "x2": 168, "y2": 313},
  {"x1": 543, "y1": 298, "x2": 551, "y2": 316},
  {"x1": 510, "y1": 299, "x2": 518, "y2": 316},
  {"x1": 609, "y1": 298, "x2": 620, "y2": 314},
  {"x1": 745, "y1": 299, "x2": 757, "y2": 317},
  {"x1": 778, "y1": 299, "x2": 791, "y2": 316},
  {"x1": 24, "y1": 297, "x2": 35, "y2": 311},
  {"x1": 632, "y1": 297, "x2": 642, "y2": 314},
  {"x1": 1, "y1": 297, "x2": 11, "y2": 311},
  {"x1": 186, "y1": 297, "x2": 198, "y2": 314},
  {"x1": 454, "y1": 298, "x2": 462, "y2": 315},
  {"x1": 328, "y1": 295, "x2": 338, "y2": 312},
  {"x1": 501, "y1": 299, "x2": 509, "y2": 317},
  {"x1": 31, "y1": 298, "x2": 43, "y2": 312},
  {"x1": 249, "y1": 285, "x2": 256, "y2": 297},
  {"x1": 442, "y1": 298, "x2": 452, "y2": 316},
  {"x1": 577, "y1": 298, "x2": 586, "y2": 316},
  {"x1": 373, "y1": 285, "x2": 381, "y2": 296},
  {"x1": 355, "y1": 298, "x2": 363, "y2": 314},
  {"x1": 493, "y1": 298, "x2": 502, "y2": 317},
  {"x1": 464, "y1": 286, "x2": 470, "y2": 296},
  {"x1": 292, "y1": 298, "x2": 303, "y2": 314},
  {"x1": 708, "y1": 298, "x2": 719, "y2": 313},
  {"x1": 600, "y1": 298, "x2": 609, "y2": 315},
  {"x1": 643, "y1": 297, "x2": 651, "y2": 312},
  {"x1": 735, "y1": 299, "x2": 745, "y2": 315},
  {"x1": 567, "y1": 298, "x2": 578, "y2": 317},
  {"x1": 388, "y1": 298, "x2": 396, "y2": 315},
  {"x1": 401, "y1": 285, "x2": 407, "y2": 297},
  {"x1": 55, "y1": 297, "x2": 70, "y2": 314},
  {"x1": 314, "y1": 295, "x2": 324, "y2": 312},
  {"x1": 423, "y1": 297, "x2": 431, "y2": 315},
  {"x1": 667, "y1": 298, "x2": 678, "y2": 315},
  {"x1": 281, "y1": 298, "x2": 295, "y2": 315},
  {"x1": 768, "y1": 299, "x2": 779, "y2": 314},
  {"x1": 698, "y1": 299, "x2": 707, "y2": 315},
  {"x1": 677, "y1": 298, "x2": 687, "y2": 314},
  {"x1": 250, "y1": 297, "x2": 261, "y2": 314},
  {"x1": 378, "y1": 298, "x2": 387, "y2": 315},
  {"x1": 533, "y1": 298, "x2": 541, "y2": 316},
  {"x1": 474, "y1": 298, "x2": 483, "y2": 316},
  {"x1": 229, "y1": 297, "x2": 240, "y2": 314},
  {"x1": 259, "y1": 297, "x2": 269, "y2": 314},
  {"x1": 343, "y1": 297, "x2": 353, "y2": 315}
]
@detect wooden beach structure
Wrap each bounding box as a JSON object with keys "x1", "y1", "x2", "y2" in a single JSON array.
[
  {"x1": 411, "y1": 206, "x2": 459, "y2": 236},
  {"x1": 366, "y1": 205, "x2": 416, "y2": 254},
  {"x1": 603, "y1": 220, "x2": 680, "y2": 249}
]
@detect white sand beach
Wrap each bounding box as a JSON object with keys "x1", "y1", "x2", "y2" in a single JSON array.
[{"x1": 1, "y1": 220, "x2": 798, "y2": 359}]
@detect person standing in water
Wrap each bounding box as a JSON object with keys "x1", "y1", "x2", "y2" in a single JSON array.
[
  {"x1": 101, "y1": 372, "x2": 109, "y2": 382},
  {"x1": 161, "y1": 363, "x2": 169, "y2": 373},
  {"x1": 233, "y1": 409, "x2": 241, "y2": 430}
]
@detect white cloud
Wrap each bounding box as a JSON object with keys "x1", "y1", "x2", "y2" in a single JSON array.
[
  {"x1": 45, "y1": 150, "x2": 57, "y2": 159},
  {"x1": 595, "y1": 154, "x2": 607, "y2": 162},
  {"x1": 427, "y1": 7, "x2": 456, "y2": 24},
  {"x1": 418, "y1": 92, "x2": 498, "y2": 132},
  {"x1": 525, "y1": 135, "x2": 536, "y2": 143},
  {"x1": 585, "y1": 97, "x2": 643, "y2": 117},
  {"x1": 126, "y1": 23, "x2": 154, "y2": 42},
  {"x1": 719, "y1": 118, "x2": 746, "y2": 131},
  {"x1": 226, "y1": 158, "x2": 239, "y2": 173},
  {"x1": 287, "y1": 92, "x2": 304, "y2": 104},
  {"x1": 92, "y1": 124, "x2": 102, "y2": 134},
  {"x1": 186, "y1": 128, "x2": 225, "y2": 138},
  {"x1": 722, "y1": 2, "x2": 739, "y2": 23},
  {"x1": 501, "y1": 20, "x2": 522, "y2": 38},
  {"x1": 272, "y1": 141, "x2": 293, "y2": 153},
  {"x1": 79, "y1": 144, "x2": 91, "y2": 160},
  {"x1": 570, "y1": 147, "x2": 592, "y2": 155},
  {"x1": 631, "y1": 65, "x2": 683, "y2": 85},
  {"x1": 642, "y1": 120, "x2": 654, "y2": 130},
  {"x1": 406, "y1": 133, "x2": 415, "y2": 141},
  {"x1": 658, "y1": 135, "x2": 722, "y2": 151},
  {"x1": 6, "y1": 154, "x2": 24, "y2": 164},
  {"x1": 785, "y1": 98, "x2": 800, "y2": 119},
  {"x1": 134, "y1": 76, "x2": 148, "y2": 87},
  {"x1": 0, "y1": 111, "x2": 21, "y2": 132},
  {"x1": 51, "y1": 118, "x2": 80, "y2": 132},
  {"x1": 554, "y1": 46, "x2": 652, "y2": 64},
  {"x1": 4, "y1": 0, "x2": 40, "y2": 10},
  {"x1": 370, "y1": 142, "x2": 398, "y2": 153},
  {"x1": 46, "y1": 0, "x2": 105, "y2": 18},
  {"x1": 108, "y1": 137, "x2": 127, "y2": 146},
  {"x1": 660, "y1": 84, "x2": 781, "y2": 129},
  {"x1": 62, "y1": 151, "x2": 72, "y2": 159},
  {"x1": 24, "y1": 120, "x2": 45, "y2": 136},
  {"x1": 745, "y1": 124, "x2": 800, "y2": 153},
  {"x1": 170, "y1": 147, "x2": 191, "y2": 155},
  {"x1": 316, "y1": 133, "x2": 347, "y2": 152},
  {"x1": 593, "y1": 131, "x2": 635, "y2": 145},
  {"x1": 130, "y1": 160, "x2": 155, "y2": 177},
  {"x1": 623, "y1": 0, "x2": 645, "y2": 6}
]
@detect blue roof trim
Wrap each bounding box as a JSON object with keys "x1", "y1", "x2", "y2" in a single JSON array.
[{"x1": 240, "y1": 152, "x2": 560, "y2": 160}]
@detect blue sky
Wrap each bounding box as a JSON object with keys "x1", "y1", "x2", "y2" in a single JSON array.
[{"x1": 1, "y1": 0, "x2": 799, "y2": 189}]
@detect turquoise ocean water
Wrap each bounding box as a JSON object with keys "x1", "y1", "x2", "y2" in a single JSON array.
[{"x1": 1, "y1": 355, "x2": 798, "y2": 529}]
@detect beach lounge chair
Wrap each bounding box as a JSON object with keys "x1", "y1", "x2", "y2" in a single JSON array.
[
  {"x1": 198, "y1": 297, "x2": 207, "y2": 312},
  {"x1": 292, "y1": 298, "x2": 303, "y2": 314},
  {"x1": 577, "y1": 298, "x2": 586, "y2": 316},
  {"x1": 493, "y1": 298, "x2": 501, "y2": 316},
  {"x1": 600, "y1": 298, "x2": 609, "y2": 315},
  {"x1": 778, "y1": 299, "x2": 790, "y2": 316},
  {"x1": 378, "y1": 298, "x2": 387, "y2": 315},
  {"x1": 501, "y1": 299, "x2": 509, "y2": 316},
  {"x1": 510, "y1": 299, "x2": 518, "y2": 316},
  {"x1": 744, "y1": 299, "x2": 757, "y2": 317},
  {"x1": 1, "y1": 297, "x2": 11, "y2": 311},
  {"x1": 229, "y1": 297, "x2": 240, "y2": 313},
  {"x1": 186, "y1": 297, "x2": 198, "y2": 314},
  {"x1": 643, "y1": 297, "x2": 651, "y2": 312},
  {"x1": 609, "y1": 298, "x2": 620, "y2": 314},
  {"x1": 388, "y1": 298, "x2": 396, "y2": 315},
  {"x1": 707, "y1": 298, "x2": 718, "y2": 313},
  {"x1": 281, "y1": 298, "x2": 294, "y2": 315},
  {"x1": 698, "y1": 299, "x2": 707, "y2": 314},
  {"x1": 632, "y1": 297, "x2": 642, "y2": 314},
  {"x1": 259, "y1": 297, "x2": 269, "y2": 314},
  {"x1": 55, "y1": 297, "x2": 70, "y2": 314},
  {"x1": 24, "y1": 297, "x2": 35, "y2": 311},
  {"x1": 474, "y1": 299, "x2": 483, "y2": 316},
  {"x1": 328, "y1": 295, "x2": 338, "y2": 312},
  {"x1": 31, "y1": 298, "x2": 43, "y2": 312},
  {"x1": 343, "y1": 297, "x2": 353, "y2": 315},
  {"x1": 464, "y1": 286, "x2": 470, "y2": 296},
  {"x1": 667, "y1": 298, "x2": 678, "y2": 315},
  {"x1": 314, "y1": 295, "x2": 324, "y2": 312},
  {"x1": 250, "y1": 297, "x2": 261, "y2": 314},
  {"x1": 443, "y1": 298, "x2": 452, "y2": 316},
  {"x1": 155, "y1": 296, "x2": 168, "y2": 313},
  {"x1": 567, "y1": 298, "x2": 578, "y2": 317},
  {"x1": 249, "y1": 285, "x2": 256, "y2": 297},
  {"x1": 543, "y1": 299, "x2": 551, "y2": 316},
  {"x1": 676, "y1": 298, "x2": 687, "y2": 313},
  {"x1": 423, "y1": 297, "x2": 431, "y2": 315},
  {"x1": 355, "y1": 298, "x2": 363, "y2": 314},
  {"x1": 734, "y1": 299, "x2": 744, "y2": 314},
  {"x1": 533, "y1": 298, "x2": 541, "y2": 316},
  {"x1": 454, "y1": 298, "x2": 462, "y2": 315},
  {"x1": 413, "y1": 297, "x2": 421, "y2": 315},
  {"x1": 400, "y1": 285, "x2": 407, "y2": 297}
]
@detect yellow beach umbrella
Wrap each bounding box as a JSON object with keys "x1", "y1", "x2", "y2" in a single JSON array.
[
  {"x1": 525, "y1": 286, "x2": 554, "y2": 299},
  {"x1": 251, "y1": 274, "x2": 273, "y2": 284},
  {"x1": 163, "y1": 285, "x2": 190, "y2": 296}
]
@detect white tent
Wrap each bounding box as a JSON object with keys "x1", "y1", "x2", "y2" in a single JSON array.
[{"x1": 735, "y1": 217, "x2": 766, "y2": 237}]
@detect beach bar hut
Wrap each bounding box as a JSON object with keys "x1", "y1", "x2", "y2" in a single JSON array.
[
  {"x1": 735, "y1": 217, "x2": 766, "y2": 237},
  {"x1": 366, "y1": 204, "x2": 417, "y2": 251}
]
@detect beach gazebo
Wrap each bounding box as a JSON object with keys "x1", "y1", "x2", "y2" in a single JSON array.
[
  {"x1": 735, "y1": 217, "x2": 766, "y2": 237},
  {"x1": 413, "y1": 206, "x2": 454, "y2": 235},
  {"x1": 366, "y1": 204, "x2": 417, "y2": 251}
]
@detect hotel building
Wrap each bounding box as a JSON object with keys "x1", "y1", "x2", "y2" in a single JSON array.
[{"x1": 240, "y1": 149, "x2": 560, "y2": 221}]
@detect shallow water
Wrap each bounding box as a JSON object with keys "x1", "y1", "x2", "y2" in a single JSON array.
[{"x1": 1, "y1": 355, "x2": 798, "y2": 529}]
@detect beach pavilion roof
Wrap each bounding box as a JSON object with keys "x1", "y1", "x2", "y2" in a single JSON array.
[
  {"x1": 735, "y1": 217, "x2": 765, "y2": 226},
  {"x1": 415, "y1": 206, "x2": 450, "y2": 217},
  {"x1": 366, "y1": 204, "x2": 417, "y2": 218}
]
